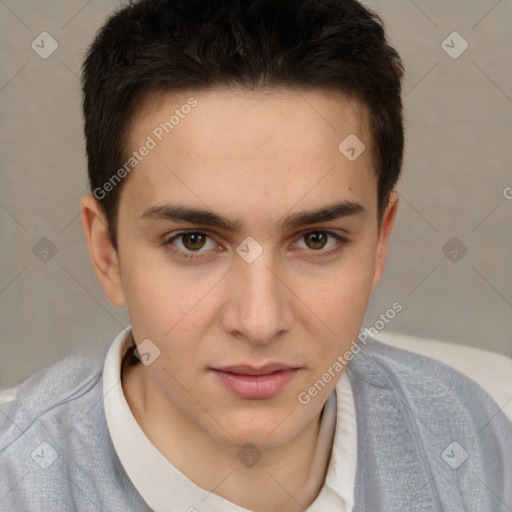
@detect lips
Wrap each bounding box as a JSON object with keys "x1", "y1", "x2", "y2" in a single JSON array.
[
  {"x1": 211, "y1": 363, "x2": 300, "y2": 399},
  {"x1": 215, "y1": 363, "x2": 297, "y2": 376}
]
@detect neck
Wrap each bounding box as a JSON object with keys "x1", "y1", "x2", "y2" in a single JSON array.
[{"x1": 122, "y1": 359, "x2": 327, "y2": 512}]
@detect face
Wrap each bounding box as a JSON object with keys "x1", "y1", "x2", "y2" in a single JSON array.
[{"x1": 83, "y1": 86, "x2": 397, "y2": 451}]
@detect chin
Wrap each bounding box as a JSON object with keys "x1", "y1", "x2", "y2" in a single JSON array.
[{"x1": 213, "y1": 409, "x2": 303, "y2": 449}]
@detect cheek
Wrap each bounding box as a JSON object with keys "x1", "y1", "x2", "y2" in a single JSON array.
[
  {"x1": 121, "y1": 252, "x2": 220, "y2": 351},
  {"x1": 118, "y1": 248, "x2": 172, "y2": 337},
  {"x1": 314, "y1": 276, "x2": 372, "y2": 340},
  {"x1": 298, "y1": 253, "x2": 376, "y2": 353},
  {"x1": 308, "y1": 249, "x2": 376, "y2": 310}
]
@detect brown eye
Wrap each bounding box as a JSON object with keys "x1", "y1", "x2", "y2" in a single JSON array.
[
  {"x1": 295, "y1": 229, "x2": 349, "y2": 257},
  {"x1": 164, "y1": 231, "x2": 217, "y2": 259},
  {"x1": 304, "y1": 231, "x2": 328, "y2": 250},
  {"x1": 181, "y1": 232, "x2": 207, "y2": 251}
]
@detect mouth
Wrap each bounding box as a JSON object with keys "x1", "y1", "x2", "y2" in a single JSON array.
[{"x1": 210, "y1": 363, "x2": 300, "y2": 399}]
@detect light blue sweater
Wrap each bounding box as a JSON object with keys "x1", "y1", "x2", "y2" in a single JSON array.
[{"x1": 1, "y1": 338, "x2": 511, "y2": 511}]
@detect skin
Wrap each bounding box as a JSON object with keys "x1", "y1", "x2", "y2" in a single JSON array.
[{"x1": 81, "y1": 86, "x2": 398, "y2": 512}]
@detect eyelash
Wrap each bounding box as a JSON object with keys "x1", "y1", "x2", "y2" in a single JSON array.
[{"x1": 162, "y1": 229, "x2": 349, "y2": 260}]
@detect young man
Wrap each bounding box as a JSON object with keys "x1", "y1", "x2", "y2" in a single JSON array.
[{"x1": 1, "y1": 0, "x2": 511, "y2": 511}]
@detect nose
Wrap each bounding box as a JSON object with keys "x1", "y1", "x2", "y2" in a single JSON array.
[{"x1": 222, "y1": 249, "x2": 293, "y2": 346}]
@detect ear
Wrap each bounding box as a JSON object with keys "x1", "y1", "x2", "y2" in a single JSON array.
[
  {"x1": 80, "y1": 195, "x2": 127, "y2": 307},
  {"x1": 370, "y1": 191, "x2": 398, "y2": 291}
]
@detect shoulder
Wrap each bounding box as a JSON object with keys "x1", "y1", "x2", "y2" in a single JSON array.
[
  {"x1": 375, "y1": 331, "x2": 512, "y2": 424},
  {"x1": 346, "y1": 334, "x2": 512, "y2": 507},
  {"x1": 0, "y1": 346, "x2": 152, "y2": 511},
  {"x1": 0, "y1": 347, "x2": 106, "y2": 456},
  {"x1": 0, "y1": 349, "x2": 108, "y2": 508},
  {"x1": 347, "y1": 333, "x2": 512, "y2": 432}
]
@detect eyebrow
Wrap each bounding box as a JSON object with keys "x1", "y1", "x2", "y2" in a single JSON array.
[{"x1": 141, "y1": 200, "x2": 365, "y2": 232}]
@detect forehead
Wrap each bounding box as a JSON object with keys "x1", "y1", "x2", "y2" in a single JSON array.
[
  {"x1": 120, "y1": 86, "x2": 377, "y2": 224},
  {"x1": 129, "y1": 86, "x2": 371, "y2": 156}
]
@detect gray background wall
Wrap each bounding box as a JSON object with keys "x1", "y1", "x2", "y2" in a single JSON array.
[{"x1": 0, "y1": 0, "x2": 511, "y2": 389}]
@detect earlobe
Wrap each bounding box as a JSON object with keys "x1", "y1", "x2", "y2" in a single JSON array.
[
  {"x1": 370, "y1": 192, "x2": 399, "y2": 291},
  {"x1": 80, "y1": 195, "x2": 127, "y2": 308}
]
